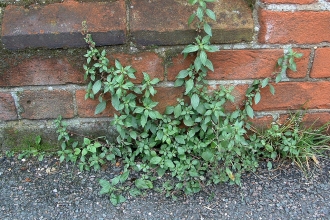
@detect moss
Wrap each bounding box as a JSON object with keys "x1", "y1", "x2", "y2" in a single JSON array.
[
  {"x1": 244, "y1": 0, "x2": 256, "y2": 10},
  {"x1": 0, "y1": 0, "x2": 118, "y2": 7},
  {"x1": 2, "y1": 127, "x2": 58, "y2": 153}
]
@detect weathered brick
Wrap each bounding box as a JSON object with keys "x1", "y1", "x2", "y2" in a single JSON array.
[
  {"x1": 0, "y1": 93, "x2": 17, "y2": 121},
  {"x1": 286, "y1": 48, "x2": 310, "y2": 79},
  {"x1": 208, "y1": 84, "x2": 249, "y2": 111},
  {"x1": 261, "y1": 0, "x2": 316, "y2": 3},
  {"x1": 302, "y1": 112, "x2": 330, "y2": 129},
  {"x1": 207, "y1": 49, "x2": 283, "y2": 80},
  {"x1": 168, "y1": 49, "x2": 308, "y2": 81},
  {"x1": 76, "y1": 90, "x2": 117, "y2": 118},
  {"x1": 0, "y1": 57, "x2": 84, "y2": 86},
  {"x1": 259, "y1": 10, "x2": 330, "y2": 44},
  {"x1": 278, "y1": 112, "x2": 330, "y2": 130},
  {"x1": 2, "y1": 0, "x2": 126, "y2": 50},
  {"x1": 152, "y1": 87, "x2": 185, "y2": 113},
  {"x1": 310, "y1": 48, "x2": 330, "y2": 78},
  {"x1": 248, "y1": 115, "x2": 273, "y2": 129},
  {"x1": 19, "y1": 90, "x2": 74, "y2": 119},
  {"x1": 108, "y1": 52, "x2": 164, "y2": 83},
  {"x1": 130, "y1": 0, "x2": 253, "y2": 45},
  {"x1": 253, "y1": 82, "x2": 330, "y2": 111},
  {"x1": 167, "y1": 53, "x2": 196, "y2": 81}
]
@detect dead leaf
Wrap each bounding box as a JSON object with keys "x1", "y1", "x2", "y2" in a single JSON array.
[
  {"x1": 46, "y1": 167, "x2": 57, "y2": 174},
  {"x1": 312, "y1": 155, "x2": 320, "y2": 165},
  {"x1": 20, "y1": 166, "x2": 28, "y2": 171}
]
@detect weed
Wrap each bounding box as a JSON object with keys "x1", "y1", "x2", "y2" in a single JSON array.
[
  {"x1": 52, "y1": 0, "x2": 330, "y2": 207},
  {"x1": 17, "y1": 135, "x2": 50, "y2": 161},
  {"x1": 255, "y1": 112, "x2": 330, "y2": 173}
]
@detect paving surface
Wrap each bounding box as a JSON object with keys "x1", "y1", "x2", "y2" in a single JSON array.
[{"x1": 0, "y1": 154, "x2": 329, "y2": 219}]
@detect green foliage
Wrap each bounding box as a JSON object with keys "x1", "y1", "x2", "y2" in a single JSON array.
[
  {"x1": 52, "y1": 0, "x2": 329, "y2": 206},
  {"x1": 255, "y1": 112, "x2": 330, "y2": 173},
  {"x1": 15, "y1": 135, "x2": 53, "y2": 161},
  {"x1": 55, "y1": 116, "x2": 118, "y2": 172}
]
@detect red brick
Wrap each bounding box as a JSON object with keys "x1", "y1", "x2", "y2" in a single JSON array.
[
  {"x1": 168, "y1": 49, "x2": 308, "y2": 81},
  {"x1": 19, "y1": 90, "x2": 74, "y2": 119},
  {"x1": 2, "y1": 0, "x2": 126, "y2": 50},
  {"x1": 152, "y1": 87, "x2": 185, "y2": 113},
  {"x1": 259, "y1": 10, "x2": 330, "y2": 44},
  {"x1": 167, "y1": 53, "x2": 195, "y2": 81},
  {"x1": 0, "y1": 93, "x2": 17, "y2": 121},
  {"x1": 108, "y1": 52, "x2": 164, "y2": 83},
  {"x1": 130, "y1": 0, "x2": 253, "y2": 45},
  {"x1": 0, "y1": 57, "x2": 84, "y2": 86},
  {"x1": 302, "y1": 112, "x2": 330, "y2": 129},
  {"x1": 261, "y1": 0, "x2": 316, "y2": 3},
  {"x1": 207, "y1": 50, "x2": 283, "y2": 80},
  {"x1": 286, "y1": 48, "x2": 310, "y2": 79},
  {"x1": 208, "y1": 84, "x2": 249, "y2": 111},
  {"x1": 310, "y1": 48, "x2": 330, "y2": 78},
  {"x1": 248, "y1": 115, "x2": 273, "y2": 129},
  {"x1": 253, "y1": 82, "x2": 330, "y2": 111},
  {"x1": 76, "y1": 90, "x2": 117, "y2": 118},
  {"x1": 278, "y1": 112, "x2": 330, "y2": 131}
]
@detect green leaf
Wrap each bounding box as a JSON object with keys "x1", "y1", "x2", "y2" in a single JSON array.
[
  {"x1": 185, "y1": 79, "x2": 194, "y2": 94},
  {"x1": 115, "y1": 60, "x2": 122, "y2": 69},
  {"x1": 174, "y1": 78, "x2": 185, "y2": 87},
  {"x1": 182, "y1": 45, "x2": 199, "y2": 54},
  {"x1": 92, "y1": 80, "x2": 102, "y2": 94},
  {"x1": 188, "y1": 13, "x2": 196, "y2": 26},
  {"x1": 269, "y1": 84, "x2": 275, "y2": 95},
  {"x1": 203, "y1": 23, "x2": 212, "y2": 36},
  {"x1": 267, "y1": 161, "x2": 272, "y2": 170},
  {"x1": 157, "y1": 167, "x2": 166, "y2": 177},
  {"x1": 261, "y1": 78, "x2": 269, "y2": 88},
  {"x1": 150, "y1": 78, "x2": 160, "y2": 85},
  {"x1": 120, "y1": 171, "x2": 130, "y2": 183},
  {"x1": 177, "y1": 147, "x2": 185, "y2": 155},
  {"x1": 196, "y1": 7, "x2": 203, "y2": 21},
  {"x1": 191, "y1": 94, "x2": 200, "y2": 110},
  {"x1": 205, "y1": 59, "x2": 214, "y2": 71},
  {"x1": 150, "y1": 156, "x2": 162, "y2": 164},
  {"x1": 275, "y1": 74, "x2": 282, "y2": 83},
  {"x1": 165, "y1": 159, "x2": 175, "y2": 168},
  {"x1": 110, "y1": 194, "x2": 126, "y2": 206},
  {"x1": 177, "y1": 70, "x2": 189, "y2": 79},
  {"x1": 206, "y1": 9, "x2": 216, "y2": 20},
  {"x1": 141, "y1": 114, "x2": 147, "y2": 127},
  {"x1": 111, "y1": 176, "x2": 120, "y2": 185},
  {"x1": 188, "y1": 0, "x2": 198, "y2": 5},
  {"x1": 130, "y1": 131, "x2": 137, "y2": 140},
  {"x1": 95, "y1": 101, "x2": 106, "y2": 115},
  {"x1": 194, "y1": 57, "x2": 202, "y2": 71},
  {"x1": 82, "y1": 148, "x2": 88, "y2": 156},
  {"x1": 254, "y1": 92, "x2": 261, "y2": 105},
  {"x1": 183, "y1": 117, "x2": 194, "y2": 126},
  {"x1": 165, "y1": 106, "x2": 174, "y2": 114},
  {"x1": 175, "y1": 135, "x2": 186, "y2": 144},
  {"x1": 129, "y1": 188, "x2": 142, "y2": 197},
  {"x1": 111, "y1": 94, "x2": 120, "y2": 111},
  {"x1": 99, "y1": 179, "x2": 111, "y2": 195},
  {"x1": 135, "y1": 178, "x2": 153, "y2": 189},
  {"x1": 199, "y1": 50, "x2": 207, "y2": 65},
  {"x1": 246, "y1": 105, "x2": 254, "y2": 119},
  {"x1": 201, "y1": 150, "x2": 214, "y2": 161},
  {"x1": 174, "y1": 105, "x2": 182, "y2": 118}
]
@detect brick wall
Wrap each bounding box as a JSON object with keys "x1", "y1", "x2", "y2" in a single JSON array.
[{"x1": 1, "y1": 0, "x2": 330, "y2": 148}]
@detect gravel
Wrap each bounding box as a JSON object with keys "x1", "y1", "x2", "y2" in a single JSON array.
[{"x1": 0, "y1": 154, "x2": 329, "y2": 219}]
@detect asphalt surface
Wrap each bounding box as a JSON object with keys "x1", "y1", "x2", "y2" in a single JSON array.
[{"x1": 0, "y1": 154, "x2": 329, "y2": 220}]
